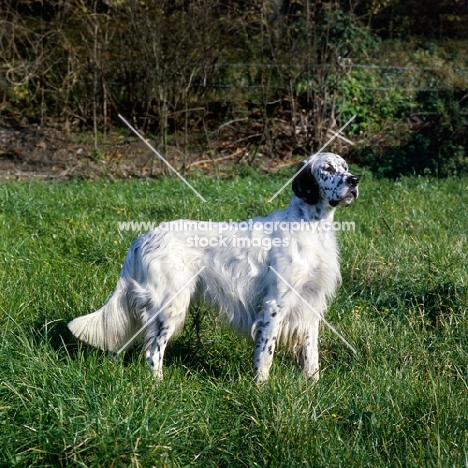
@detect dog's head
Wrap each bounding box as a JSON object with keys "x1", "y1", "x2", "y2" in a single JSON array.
[{"x1": 292, "y1": 152, "x2": 359, "y2": 207}]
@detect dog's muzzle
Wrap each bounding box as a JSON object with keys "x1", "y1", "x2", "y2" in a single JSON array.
[
  {"x1": 347, "y1": 176, "x2": 359, "y2": 200},
  {"x1": 329, "y1": 175, "x2": 359, "y2": 207}
]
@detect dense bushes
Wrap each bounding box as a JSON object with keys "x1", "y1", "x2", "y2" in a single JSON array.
[
  {"x1": 0, "y1": 0, "x2": 373, "y2": 156},
  {"x1": 0, "y1": 0, "x2": 467, "y2": 177},
  {"x1": 349, "y1": 89, "x2": 468, "y2": 178}
]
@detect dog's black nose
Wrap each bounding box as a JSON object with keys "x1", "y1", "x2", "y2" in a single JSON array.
[{"x1": 348, "y1": 176, "x2": 359, "y2": 187}]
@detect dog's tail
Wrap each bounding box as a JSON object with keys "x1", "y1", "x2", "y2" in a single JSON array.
[
  {"x1": 69, "y1": 287, "x2": 142, "y2": 352},
  {"x1": 68, "y1": 241, "x2": 146, "y2": 352}
]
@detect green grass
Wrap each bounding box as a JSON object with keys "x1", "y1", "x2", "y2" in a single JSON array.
[{"x1": 0, "y1": 173, "x2": 467, "y2": 467}]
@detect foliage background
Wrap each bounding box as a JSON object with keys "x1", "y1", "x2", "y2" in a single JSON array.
[{"x1": 1, "y1": 0, "x2": 467, "y2": 177}]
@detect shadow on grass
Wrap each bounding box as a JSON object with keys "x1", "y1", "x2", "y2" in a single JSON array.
[
  {"x1": 35, "y1": 315, "x2": 241, "y2": 380},
  {"x1": 373, "y1": 280, "x2": 467, "y2": 327}
]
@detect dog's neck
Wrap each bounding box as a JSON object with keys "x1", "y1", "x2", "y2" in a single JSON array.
[{"x1": 286, "y1": 195, "x2": 336, "y2": 222}]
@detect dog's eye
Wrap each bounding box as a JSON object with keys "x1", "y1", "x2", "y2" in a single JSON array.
[{"x1": 323, "y1": 165, "x2": 335, "y2": 173}]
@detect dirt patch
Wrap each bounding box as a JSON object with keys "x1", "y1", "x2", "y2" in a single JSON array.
[
  {"x1": 0, "y1": 124, "x2": 165, "y2": 180},
  {"x1": 0, "y1": 123, "x2": 311, "y2": 180}
]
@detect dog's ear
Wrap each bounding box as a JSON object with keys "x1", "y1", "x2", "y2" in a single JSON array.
[{"x1": 292, "y1": 161, "x2": 320, "y2": 205}]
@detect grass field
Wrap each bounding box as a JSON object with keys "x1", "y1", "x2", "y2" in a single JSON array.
[{"x1": 0, "y1": 171, "x2": 467, "y2": 467}]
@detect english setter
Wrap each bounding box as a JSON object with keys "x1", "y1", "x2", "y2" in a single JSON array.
[{"x1": 68, "y1": 152, "x2": 359, "y2": 382}]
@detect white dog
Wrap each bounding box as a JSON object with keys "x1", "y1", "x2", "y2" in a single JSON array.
[{"x1": 68, "y1": 152, "x2": 359, "y2": 382}]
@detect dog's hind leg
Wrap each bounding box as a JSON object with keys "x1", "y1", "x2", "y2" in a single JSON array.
[
  {"x1": 252, "y1": 299, "x2": 282, "y2": 383},
  {"x1": 144, "y1": 292, "x2": 190, "y2": 379}
]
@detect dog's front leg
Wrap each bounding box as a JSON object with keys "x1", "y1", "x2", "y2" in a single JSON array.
[
  {"x1": 298, "y1": 316, "x2": 320, "y2": 381},
  {"x1": 252, "y1": 300, "x2": 282, "y2": 383}
]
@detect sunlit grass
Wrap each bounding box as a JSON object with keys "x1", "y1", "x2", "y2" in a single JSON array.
[{"x1": 0, "y1": 174, "x2": 467, "y2": 466}]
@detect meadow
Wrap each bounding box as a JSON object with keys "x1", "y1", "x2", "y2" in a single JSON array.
[{"x1": 0, "y1": 171, "x2": 467, "y2": 467}]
